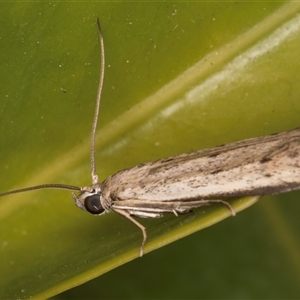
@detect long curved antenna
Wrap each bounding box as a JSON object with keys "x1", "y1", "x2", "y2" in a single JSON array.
[
  {"x1": 90, "y1": 18, "x2": 105, "y2": 185},
  {"x1": 0, "y1": 19, "x2": 104, "y2": 199},
  {"x1": 0, "y1": 184, "x2": 81, "y2": 198}
]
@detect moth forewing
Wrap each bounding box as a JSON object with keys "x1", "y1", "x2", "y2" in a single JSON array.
[{"x1": 106, "y1": 128, "x2": 300, "y2": 202}]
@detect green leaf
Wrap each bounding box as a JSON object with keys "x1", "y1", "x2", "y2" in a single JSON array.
[{"x1": 1, "y1": 2, "x2": 300, "y2": 299}]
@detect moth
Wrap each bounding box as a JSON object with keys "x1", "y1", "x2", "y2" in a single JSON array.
[{"x1": 1, "y1": 19, "x2": 300, "y2": 257}]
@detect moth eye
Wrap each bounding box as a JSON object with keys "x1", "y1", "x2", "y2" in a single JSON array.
[{"x1": 84, "y1": 194, "x2": 104, "y2": 215}]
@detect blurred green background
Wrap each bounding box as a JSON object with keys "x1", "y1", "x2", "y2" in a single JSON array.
[{"x1": 1, "y1": 2, "x2": 300, "y2": 299}]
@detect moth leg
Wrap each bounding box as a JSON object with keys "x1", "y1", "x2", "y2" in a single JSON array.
[
  {"x1": 113, "y1": 208, "x2": 147, "y2": 257},
  {"x1": 176, "y1": 199, "x2": 236, "y2": 216},
  {"x1": 172, "y1": 209, "x2": 178, "y2": 217},
  {"x1": 198, "y1": 200, "x2": 236, "y2": 216}
]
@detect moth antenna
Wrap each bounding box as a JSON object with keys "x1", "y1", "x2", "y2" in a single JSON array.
[
  {"x1": 0, "y1": 19, "x2": 104, "y2": 198},
  {"x1": 90, "y1": 18, "x2": 105, "y2": 185},
  {"x1": 0, "y1": 184, "x2": 81, "y2": 198}
]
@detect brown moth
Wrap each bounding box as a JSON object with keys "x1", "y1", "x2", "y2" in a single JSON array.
[{"x1": 1, "y1": 19, "x2": 300, "y2": 257}]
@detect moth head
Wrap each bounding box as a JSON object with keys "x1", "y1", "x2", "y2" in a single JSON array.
[{"x1": 72, "y1": 184, "x2": 106, "y2": 215}]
